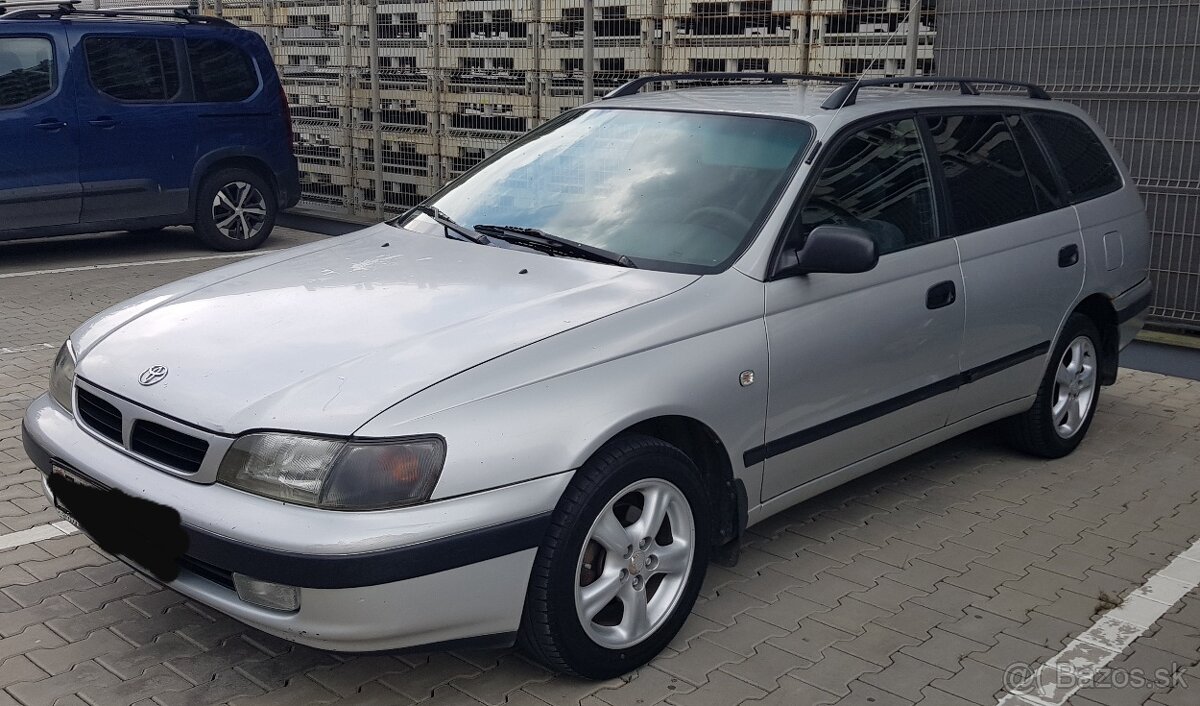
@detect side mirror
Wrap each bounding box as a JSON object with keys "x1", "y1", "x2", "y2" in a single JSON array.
[{"x1": 775, "y1": 225, "x2": 879, "y2": 277}]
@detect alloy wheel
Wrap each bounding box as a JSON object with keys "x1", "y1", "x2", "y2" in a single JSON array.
[
  {"x1": 574, "y1": 478, "x2": 695, "y2": 650},
  {"x1": 212, "y1": 181, "x2": 268, "y2": 240},
  {"x1": 1052, "y1": 335, "x2": 1097, "y2": 438}
]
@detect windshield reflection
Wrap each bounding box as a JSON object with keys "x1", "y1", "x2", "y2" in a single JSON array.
[{"x1": 399, "y1": 108, "x2": 813, "y2": 273}]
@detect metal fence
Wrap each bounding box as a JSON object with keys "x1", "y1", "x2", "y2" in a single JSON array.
[{"x1": 934, "y1": 0, "x2": 1200, "y2": 330}]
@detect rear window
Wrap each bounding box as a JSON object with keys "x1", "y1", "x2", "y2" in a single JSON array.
[
  {"x1": 1027, "y1": 112, "x2": 1123, "y2": 203},
  {"x1": 187, "y1": 39, "x2": 259, "y2": 103},
  {"x1": 925, "y1": 113, "x2": 1040, "y2": 235},
  {"x1": 0, "y1": 37, "x2": 56, "y2": 108},
  {"x1": 85, "y1": 36, "x2": 180, "y2": 102}
]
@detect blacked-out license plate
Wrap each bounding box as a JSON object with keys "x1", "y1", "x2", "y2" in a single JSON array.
[{"x1": 49, "y1": 466, "x2": 188, "y2": 582}]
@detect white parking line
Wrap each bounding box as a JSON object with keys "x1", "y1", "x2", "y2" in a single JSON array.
[
  {"x1": 0, "y1": 521, "x2": 78, "y2": 551},
  {"x1": 998, "y1": 538, "x2": 1200, "y2": 705},
  {"x1": 0, "y1": 343, "x2": 56, "y2": 355},
  {"x1": 0, "y1": 250, "x2": 277, "y2": 280}
]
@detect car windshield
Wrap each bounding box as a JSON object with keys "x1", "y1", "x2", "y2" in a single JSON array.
[{"x1": 397, "y1": 108, "x2": 814, "y2": 273}]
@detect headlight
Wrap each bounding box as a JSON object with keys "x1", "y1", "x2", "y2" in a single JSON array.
[
  {"x1": 216, "y1": 433, "x2": 445, "y2": 511},
  {"x1": 49, "y1": 341, "x2": 76, "y2": 415}
]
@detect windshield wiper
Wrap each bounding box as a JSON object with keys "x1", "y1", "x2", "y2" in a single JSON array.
[
  {"x1": 473, "y1": 225, "x2": 636, "y2": 268},
  {"x1": 410, "y1": 205, "x2": 490, "y2": 244}
]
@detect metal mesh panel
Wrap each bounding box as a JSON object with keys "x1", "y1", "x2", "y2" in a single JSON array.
[{"x1": 934, "y1": 0, "x2": 1200, "y2": 329}]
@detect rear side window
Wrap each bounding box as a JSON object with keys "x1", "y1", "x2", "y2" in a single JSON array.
[
  {"x1": 84, "y1": 36, "x2": 180, "y2": 102},
  {"x1": 1007, "y1": 115, "x2": 1065, "y2": 212},
  {"x1": 793, "y1": 118, "x2": 937, "y2": 256},
  {"x1": 0, "y1": 37, "x2": 56, "y2": 108},
  {"x1": 187, "y1": 39, "x2": 258, "y2": 102},
  {"x1": 925, "y1": 113, "x2": 1039, "y2": 235},
  {"x1": 1027, "y1": 112, "x2": 1123, "y2": 203}
]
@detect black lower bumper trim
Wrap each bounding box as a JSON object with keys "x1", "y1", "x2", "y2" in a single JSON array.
[{"x1": 1117, "y1": 291, "x2": 1152, "y2": 324}]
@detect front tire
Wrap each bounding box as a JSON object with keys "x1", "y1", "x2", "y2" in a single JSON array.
[
  {"x1": 1004, "y1": 313, "x2": 1102, "y2": 458},
  {"x1": 194, "y1": 168, "x2": 277, "y2": 251},
  {"x1": 519, "y1": 435, "x2": 712, "y2": 678}
]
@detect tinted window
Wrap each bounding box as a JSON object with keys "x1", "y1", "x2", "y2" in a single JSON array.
[
  {"x1": 188, "y1": 39, "x2": 258, "y2": 102},
  {"x1": 0, "y1": 37, "x2": 55, "y2": 108},
  {"x1": 1028, "y1": 112, "x2": 1122, "y2": 202},
  {"x1": 405, "y1": 109, "x2": 813, "y2": 273},
  {"x1": 925, "y1": 113, "x2": 1039, "y2": 234},
  {"x1": 85, "y1": 37, "x2": 180, "y2": 101},
  {"x1": 1007, "y1": 114, "x2": 1064, "y2": 212},
  {"x1": 793, "y1": 118, "x2": 936, "y2": 255}
]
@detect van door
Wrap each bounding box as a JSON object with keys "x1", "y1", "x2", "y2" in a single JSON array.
[
  {"x1": 68, "y1": 27, "x2": 196, "y2": 224},
  {"x1": 0, "y1": 29, "x2": 80, "y2": 230},
  {"x1": 923, "y1": 112, "x2": 1085, "y2": 423},
  {"x1": 760, "y1": 117, "x2": 965, "y2": 501}
]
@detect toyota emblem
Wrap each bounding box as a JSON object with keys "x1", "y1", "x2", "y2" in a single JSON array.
[{"x1": 139, "y1": 365, "x2": 169, "y2": 386}]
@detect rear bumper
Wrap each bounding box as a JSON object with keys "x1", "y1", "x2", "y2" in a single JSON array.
[
  {"x1": 1114, "y1": 278, "x2": 1153, "y2": 350},
  {"x1": 278, "y1": 156, "x2": 302, "y2": 209},
  {"x1": 22, "y1": 393, "x2": 570, "y2": 651}
]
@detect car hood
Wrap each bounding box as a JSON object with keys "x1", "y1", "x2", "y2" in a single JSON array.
[{"x1": 76, "y1": 226, "x2": 698, "y2": 435}]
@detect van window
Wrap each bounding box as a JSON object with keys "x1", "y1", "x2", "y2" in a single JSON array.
[
  {"x1": 0, "y1": 37, "x2": 55, "y2": 108},
  {"x1": 1027, "y1": 112, "x2": 1123, "y2": 203},
  {"x1": 925, "y1": 113, "x2": 1039, "y2": 235},
  {"x1": 84, "y1": 37, "x2": 181, "y2": 102},
  {"x1": 187, "y1": 39, "x2": 258, "y2": 102},
  {"x1": 793, "y1": 118, "x2": 936, "y2": 255},
  {"x1": 1007, "y1": 114, "x2": 1065, "y2": 212}
]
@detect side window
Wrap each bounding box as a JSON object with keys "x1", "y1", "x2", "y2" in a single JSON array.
[
  {"x1": 1027, "y1": 112, "x2": 1123, "y2": 203},
  {"x1": 793, "y1": 118, "x2": 937, "y2": 256},
  {"x1": 84, "y1": 36, "x2": 180, "y2": 102},
  {"x1": 187, "y1": 39, "x2": 258, "y2": 103},
  {"x1": 0, "y1": 37, "x2": 56, "y2": 108},
  {"x1": 925, "y1": 113, "x2": 1039, "y2": 235},
  {"x1": 1007, "y1": 114, "x2": 1065, "y2": 212}
]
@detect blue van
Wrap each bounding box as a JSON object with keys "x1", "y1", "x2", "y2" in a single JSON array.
[{"x1": 0, "y1": 2, "x2": 300, "y2": 250}]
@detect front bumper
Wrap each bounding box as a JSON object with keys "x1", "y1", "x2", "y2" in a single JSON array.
[{"x1": 23, "y1": 393, "x2": 571, "y2": 651}]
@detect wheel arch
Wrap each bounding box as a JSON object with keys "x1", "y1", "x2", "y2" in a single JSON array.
[
  {"x1": 605, "y1": 415, "x2": 746, "y2": 548},
  {"x1": 1072, "y1": 293, "x2": 1120, "y2": 385},
  {"x1": 189, "y1": 152, "x2": 281, "y2": 215}
]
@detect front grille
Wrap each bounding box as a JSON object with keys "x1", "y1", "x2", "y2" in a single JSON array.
[
  {"x1": 76, "y1": 388, "x2": 123, "y2": 444},
  {"x1": 131, "y1": 420, "x2": 209, "y2": 473},
  {"x1": 178, "y1": 554, "x2": 235, "y2": 590}
]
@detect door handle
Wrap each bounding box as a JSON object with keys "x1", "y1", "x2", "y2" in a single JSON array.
[
  {"x1": 926, "y1": 281, "x2": 957, "y2": 310},
  {"x1": 89, "y1": 117, "x2": 118, "y2": 129},
  {"x1": 34, "y1": 119, "x2": 67, "y2": 131},
  {"x1": 1059, "y1": 244, "x2": 1080, "y2": 268}
]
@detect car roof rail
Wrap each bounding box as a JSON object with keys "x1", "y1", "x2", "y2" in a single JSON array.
[
  {"x1": 821, "y1": 76, "x2": 1052, "y2": 110},
  {"x1": 604, "y1": 72, "x2": 855, "y2": 100},
  {"x1": 0, "y1": 0, "x2": 232, "y2": 25},
  {"x1": 0, "y1": 0, "x2": 80, "y2": 16}
]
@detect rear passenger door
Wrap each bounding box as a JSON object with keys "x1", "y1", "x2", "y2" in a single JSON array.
[
  {"x1": 923, "y1": 112, "x2": 1084, "y2": 423},
  {"x1": 69, "y1": 27, "x2": 196, "y2": 224}
]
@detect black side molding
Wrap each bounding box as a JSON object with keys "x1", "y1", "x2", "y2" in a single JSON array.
[
  {"x1": 744, "y1": 341, "x2": 1051, "y2": 466},
  {"x1": 1117, "y1": 292, "x2": 1153, "y2": 324}
]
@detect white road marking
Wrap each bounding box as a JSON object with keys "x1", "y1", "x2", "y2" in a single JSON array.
[
  {"x1": 998, "y1": 539, "x2": 1200, "y2": 705},
  {"x1": 0, "y1": 521, "x2": 78, "y2": 551},
  {"x1": 0, "y1": 343, "x2": 56, "y2": 355},
  {"x1": 0, "y1": 250, "x2": 278, "y2": 279}
]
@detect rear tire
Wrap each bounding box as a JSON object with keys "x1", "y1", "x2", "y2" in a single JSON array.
[
  {"x1": 519, "y1": 434, "x2": 711, "y2": 678},
  {"x1": 1004, "y1": 313, "x2": 1102, "y2": 458},
  {"x1": 194, "y1": 168, "x2": 277, "y2": 251}
]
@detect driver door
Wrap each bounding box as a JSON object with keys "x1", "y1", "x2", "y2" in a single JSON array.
[{"x1": 759, "y1": 116, "x2": 966, "y2": 501}]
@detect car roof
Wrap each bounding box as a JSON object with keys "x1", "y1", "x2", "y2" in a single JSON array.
[{"x1": 594, "y1": 83, "x2": 1087, "y2": 132}]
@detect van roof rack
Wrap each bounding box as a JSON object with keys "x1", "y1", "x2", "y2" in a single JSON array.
[
  {"x1": 821, "y1": 76, "x2": 1052, "y2": 109},
  {"x1": 604, "y1": 73, "x2": 854, "y2": 99},
  {"x1": 0, "y1": 0, "x2": 231, "y2": 25}
]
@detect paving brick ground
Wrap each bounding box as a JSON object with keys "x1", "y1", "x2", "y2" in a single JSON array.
[{"x1": 1, "y1": 229, "x2": 1197, "y2": 705}]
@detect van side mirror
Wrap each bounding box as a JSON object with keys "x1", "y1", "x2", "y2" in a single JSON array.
[{"x1": 775, "y1": 225, "x2": 879, "y2": 278}]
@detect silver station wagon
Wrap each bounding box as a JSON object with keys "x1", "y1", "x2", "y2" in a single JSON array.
[{"x1": 24, "y1": 74, "x2": 1152, "y2": 678}]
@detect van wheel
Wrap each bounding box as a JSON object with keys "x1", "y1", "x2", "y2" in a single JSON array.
[
  {"x1": 194, "y1": 168, "x2": 277, "y2": 251},
  {"x1": 519, "y1": 435, "x2": 711, "y2": 678},
  {"x1": 1004, "y1": 313, "x2": 1102, "y2": 458}
]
